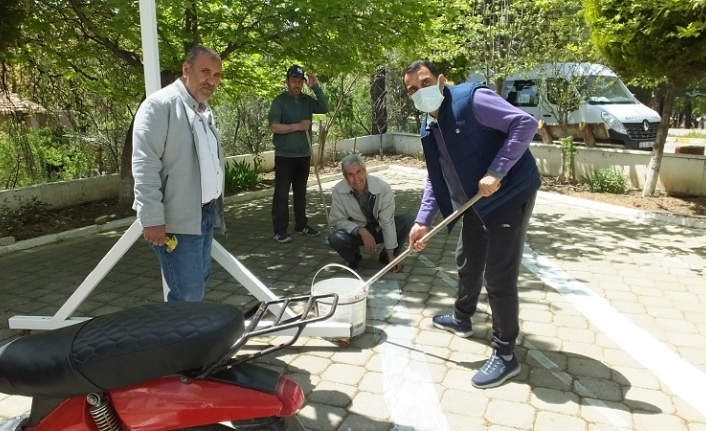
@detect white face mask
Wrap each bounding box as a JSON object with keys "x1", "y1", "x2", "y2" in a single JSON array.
[{"x1": 411, "y1": 80, "x2": 444, "y2": 113}]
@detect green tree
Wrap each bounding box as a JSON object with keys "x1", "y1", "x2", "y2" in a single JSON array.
[
  {"x1": 0, "y1": 0, "x2": 27, "y2": 55},
  {"x1": 429, "y1": 0, "x2": 588, "y2": 91},
  {"x1": 17, "y1": 0, "x2": 435, "y2": 206},
  {"x1": 584, "y1": 0, "x2": 706, "y2": 196}
]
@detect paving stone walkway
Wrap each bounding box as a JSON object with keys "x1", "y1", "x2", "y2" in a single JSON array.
[{"x1": 1, "y1": 166, "x2": 705, "y2": 431}]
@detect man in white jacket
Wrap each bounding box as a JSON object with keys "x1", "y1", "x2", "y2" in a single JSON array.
[
  {"x1": 328, "y1": 154, "x2": 413, "y2": 271},
  {"x1": 132, "y1": 45, "x2": 225, "y2": 302}
]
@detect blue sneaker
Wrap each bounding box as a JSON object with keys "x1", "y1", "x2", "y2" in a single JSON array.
[
  {"x1": 432, "y1": 314, "x2": 473, "y2": 338},
  {"x1": 471, "y1": 350, "x2": 521, "y2": 389}
]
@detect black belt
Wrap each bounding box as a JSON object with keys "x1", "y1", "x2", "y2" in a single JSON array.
[{"x1": 202, "y1": 200, "x2": 215, "y2": 209}]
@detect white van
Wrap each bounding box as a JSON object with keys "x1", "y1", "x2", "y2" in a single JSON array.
[{"x1": 468, "y1": 63, "x2": 661, "y2": 150}]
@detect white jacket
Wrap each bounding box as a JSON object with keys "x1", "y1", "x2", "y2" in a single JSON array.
[{"x1": 329, "y1": 175, "x2": 398, "y2": 251}]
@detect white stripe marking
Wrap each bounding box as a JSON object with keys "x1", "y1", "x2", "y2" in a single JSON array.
[
  {"x1": 416, "y1": 253, "x2": 635, "y2": 429},
  {"x1": 522, "y1": 244, "x2": 706, "y2": 418},
  {"x1": 370, "y1": 279, "x2": 450, "y2": 431}
]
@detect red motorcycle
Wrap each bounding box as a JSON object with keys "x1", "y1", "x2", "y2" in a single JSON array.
[{"x1": 0, "y1": 293, "x2": 337, "y2": 431}]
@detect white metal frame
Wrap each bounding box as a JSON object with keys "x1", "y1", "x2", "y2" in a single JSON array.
[
  {"x1": 8, "y1": 3, "x2": 350, "y2": 338},
  {"x1": 9, "y1": 221, "x2": 350, "y2": 338}
]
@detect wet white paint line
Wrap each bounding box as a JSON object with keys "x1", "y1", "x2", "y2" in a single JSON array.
[
  {"x1": 416, "y1": 253, "x2": 633, "y2": 429},
  {"x1": 369, "y1": 279, "x2": 451, "y2": 431},
  {"x1": 522, "y1": 244, "x2": 706, "y2": 418}
]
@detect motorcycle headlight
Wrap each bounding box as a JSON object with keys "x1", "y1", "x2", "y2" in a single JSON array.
[{"x1": 601, "y1": 111, "x2": 627, "y2": 134}]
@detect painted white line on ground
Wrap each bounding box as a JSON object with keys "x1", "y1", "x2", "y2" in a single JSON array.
[
  {"x1": 524, "y1": 340, "x2": 632, "y2": 431},
  {"x1": 522, "y1": 244, "x2": 706, "y2": 418},
  {"x1": 370, "y1": 279, "x2": 451, "y2": 431},
  {"x1": 416, "y1": 253, "x2": 633, "y2": 430}
]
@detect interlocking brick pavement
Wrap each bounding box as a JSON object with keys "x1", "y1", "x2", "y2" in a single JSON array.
[{"x1": 1, "y1": 166, "x2": 705, "y2": 430}]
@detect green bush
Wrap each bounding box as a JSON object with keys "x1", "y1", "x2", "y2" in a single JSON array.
[
  {"x1": 583, "y1": 169, "x2": 628, "y2": 194},
  {"x1": 0, "y1": 197, "x2": 51, "y2": 237},
  {"x1": 224, "y1": 159, "x2": 261, "y2": 194}
]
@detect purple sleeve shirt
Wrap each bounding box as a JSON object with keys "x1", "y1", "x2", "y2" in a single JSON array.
[{"x1": 415, "y1": 88, "x2": 538, "y2": 227}]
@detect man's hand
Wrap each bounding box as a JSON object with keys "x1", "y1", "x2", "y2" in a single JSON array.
[
  {"x1": 143, "y1": 225, "x2": 167, "y2": 246},
  {"x1": 409, "y1": 223, "x2": 430, "y2": 252},
  {"x1": 358, "y1": 228, "x2": 377, "y2": 253},
  {"x1": 306, "y1": 73, "x2": 318, "y2": 87},
  {"x1": 478, "y1": 172, "x2": 501, "y2": 197},
  {"x1": 297, "y1": 119, "x2": 312, "y2": 131},
  {"x1": 387, "y1": 252, "x2": 403, "y2": 273}
]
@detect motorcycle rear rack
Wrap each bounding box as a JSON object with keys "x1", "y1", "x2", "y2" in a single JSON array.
[{"x1": 186, "y1": 293, "x2": 339, "y2": 380}]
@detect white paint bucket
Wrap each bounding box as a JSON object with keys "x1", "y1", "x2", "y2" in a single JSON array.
[{"x1": 311, "y1": 263, "x2": 367, "y2": 339}]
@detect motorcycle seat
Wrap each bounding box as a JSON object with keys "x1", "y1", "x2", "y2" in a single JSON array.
[{"x1": 0, "y1": 301, "x2": 244, "y2": 398}]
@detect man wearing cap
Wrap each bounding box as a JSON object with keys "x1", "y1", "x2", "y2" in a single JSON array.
[{"x1": 268, "y1": 65, "x2": 330, "y2": 243}]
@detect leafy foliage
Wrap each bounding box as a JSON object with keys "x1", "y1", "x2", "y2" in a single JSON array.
[
  {"x1": 0, "y1": 0, "x2": 27, "y2": 54},
  {"x1": 429, "y1": 0, "x2": 591, "y2": 87},
  {"x1": 583, "y1": 168, "x2": 628, "y2": 194},
  {"x1": 584, "y1": 0, "x2": 706, "y2": 195},
  {"x1": 0, "y1": 125, "x2": 97, "y2": 188},
  {"x1": 584, "y1": 0, "x2": 706, "y2": 87},
  {"x1": 224, "y1": 159, "x2": 261, "y2": 195}
]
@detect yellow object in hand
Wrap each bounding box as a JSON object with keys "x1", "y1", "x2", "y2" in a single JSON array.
[{"x1": 165, "y1": 235, "x2": 178, "y2": 253}]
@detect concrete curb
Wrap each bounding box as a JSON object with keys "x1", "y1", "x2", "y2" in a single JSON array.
[
  {"x1": 536, "y1": 191, "x2": 706, "y2": 230},
  {"x1": 0, "y1": 166, "x2": 390, "y2": 256},
  {"x1": 1, "y1": 164, "x2": 703, "y2": 256},
  {"x1": 0, "y1": 217, "x2": 137, "y2": 257}
]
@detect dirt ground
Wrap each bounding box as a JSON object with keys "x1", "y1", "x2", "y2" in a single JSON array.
[{"x1": 6, "y1": 154, "x2": 705, "y2": 242}]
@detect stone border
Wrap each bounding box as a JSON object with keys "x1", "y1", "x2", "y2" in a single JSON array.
[
  {"x1": 0, "y1": 165, "x2": 391, "y2": 256},
  {"x1": 537, "y1": 191, "x2": 706, "y2": 229},
  {"x1": 1, "y1": 164, "x2": 702, "y2": 257}
]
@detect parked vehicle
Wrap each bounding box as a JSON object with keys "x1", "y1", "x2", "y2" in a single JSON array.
[
  {"x1": 0, "y1": 294, "x2": 338, "y2": 431},
  {"x1": 468, "y1": 63, "x2": 661, "y2": 150}
]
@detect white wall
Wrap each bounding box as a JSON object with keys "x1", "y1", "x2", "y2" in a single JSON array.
[
  {"x1": 530, "y1": 144, "x2": 706, "y2": 195},
  {"x1": 0, "y1": 174, "x2": 120, "y2": 211},
  {"x1": 2, "y1": 132, "x2": 705, "y2": 212}
]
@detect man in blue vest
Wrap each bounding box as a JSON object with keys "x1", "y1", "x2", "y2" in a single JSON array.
[{"x1": 403, "y1": 60, "x2": 540, "y2": 389}]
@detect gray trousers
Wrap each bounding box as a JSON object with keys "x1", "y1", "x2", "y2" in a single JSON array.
[
  {"x1": 454, "y1": 193, "x2": 536, "y2": 356},
  {"x1": 328, "y1": 214, "x2": 414, "y2": 264}
]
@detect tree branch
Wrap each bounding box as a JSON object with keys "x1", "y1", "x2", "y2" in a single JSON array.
[{"x1": 66, "y1": 0, "x2": 142, "y2": 69}]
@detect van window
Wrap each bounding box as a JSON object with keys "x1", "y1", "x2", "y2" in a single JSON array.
[
  {"x1": 545, "y1": 78, "x2": 578, "y2": 107},
  {"x1": 579, "y1": 76, "x2": 636, "y2": 105},
  {"x1": 504, "y1": 80, "x2": 538, "y2": 107}
]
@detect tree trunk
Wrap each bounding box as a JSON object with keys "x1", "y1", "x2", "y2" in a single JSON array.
[
  {"x1": 118, "y1": 114, "x2": 136, "y2": 213},
  {"x1": 370, "y1": 66, "x2": 387, "y2": 135},
  {"x1": 118, "y1": 70, "x2": 180, "y2": 213},
  {"x1": 642, "y1": 78, "x2": 677, "y2": 197},
  {"x1": 684, "y1": 99, "x2": 693, "y2": 129},
  {"x1": 494, "y1": 76, "x2": 505, "y2": 96}
]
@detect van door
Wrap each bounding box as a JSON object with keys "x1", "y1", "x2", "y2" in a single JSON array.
[{"x1": 504, "y1": 79, "x2": 540, "y2": 120}]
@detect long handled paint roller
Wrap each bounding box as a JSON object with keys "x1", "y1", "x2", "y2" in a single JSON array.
[{"x1": 360, "y1": 192, "x2": 483, "y2": 291}]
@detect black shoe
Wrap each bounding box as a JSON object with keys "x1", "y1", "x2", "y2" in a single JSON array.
[
  {"x1": 379, "y1": 251, "x2": 389, "y2": 264},
  {"x1": 273, "y1": 232, "x2": 292, "y2": 243},
  {"x1": 296, "y1": 225, "x2": 320, "y2": 237},
  {"x1": 347, "y1": 254, "x2": 362, "y2": 269}
]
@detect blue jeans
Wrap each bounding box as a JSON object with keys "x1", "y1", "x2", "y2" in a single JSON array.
[{"x1": 153, "y1": 203, "x2": 215, "y2": 302}]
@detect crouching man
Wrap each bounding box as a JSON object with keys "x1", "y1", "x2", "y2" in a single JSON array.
[{"x1": 327, "y1": 154, "x2": 413, "y2": 272}]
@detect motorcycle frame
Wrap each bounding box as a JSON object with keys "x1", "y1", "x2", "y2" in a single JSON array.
[{"x1": 22, "y1": 294, "x2": 336, "y2": 431}]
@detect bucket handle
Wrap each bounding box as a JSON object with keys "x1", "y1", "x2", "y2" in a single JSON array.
[{"x1": 311, "y1": 263, "x2": 366, "y2": 299}]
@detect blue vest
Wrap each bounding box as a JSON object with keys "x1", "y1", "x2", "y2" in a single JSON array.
[{"x1": 420, "y1": 83, "x2": 541, "y2": 226}]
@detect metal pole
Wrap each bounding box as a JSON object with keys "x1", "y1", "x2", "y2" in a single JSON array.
[{"x1": 139, "y1": 0, "x2": 161, "y2": 95}]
